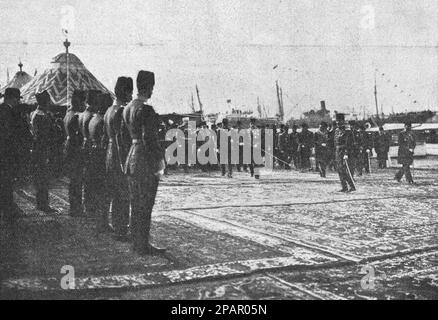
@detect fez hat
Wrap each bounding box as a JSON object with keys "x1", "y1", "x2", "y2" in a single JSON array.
[
  {"x1": 302, "y1": 122, "x2": 309, "y2": 128},
  {"x1": 222, "y1": 118, "x2": 229, "y2": 125},
  {"x1": 335, "y1": 113, "x2": 345, "y2": 123},
  {"x1": 4, "y1": 88, "x2": 21, "y2": 100},
  {"x1": 35, "y1": 90, "x2": 52, "y2": 106},
  {"x1": 86, "y1": 90, "x2": 101, "y2": 106},
  {"x1": 98, "y1": 93, "x2": 114, "y2": 110},
  {"x1": 404, "y1": 121, "x2": 412, "y2": 128},
  {"x1": 137, "y1": 71, "x2": 155, "y2": 91},
  {"x1": 115, "y1": 77, "x2": 133, "y2": 98},
  {"x1": 379, "y1": 126, "x2": 384, "y2": 131},
  {"x1": 72, "y1": 90, "x2": 86, "y2": 104},
  {"x1": 320, "y1": 121, "x2": 328, "y2": 128}
]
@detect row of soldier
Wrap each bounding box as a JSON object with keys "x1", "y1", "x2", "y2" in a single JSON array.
[{"x1": 0, "y1": 71, "x2": 166, "y2": 255}]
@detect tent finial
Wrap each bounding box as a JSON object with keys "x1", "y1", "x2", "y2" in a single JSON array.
[
  {"x1": 64, "y1": 38, "x2": 71, "y2": 54},
  {"x1": 18, "y1": 60, "x2": 23, "y2": 72}
]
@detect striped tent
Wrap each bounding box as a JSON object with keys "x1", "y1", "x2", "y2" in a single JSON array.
[
  {"x1": 0, "y1": 63, "x2": 33, "y2": 94},
  {"x1": 21, "y1": 52, "x2": 112, "y2": 105}
]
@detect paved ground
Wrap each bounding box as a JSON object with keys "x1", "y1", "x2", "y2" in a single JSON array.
[{"x1": 1, "y1": 161, "x2": 437, "y2": 300}]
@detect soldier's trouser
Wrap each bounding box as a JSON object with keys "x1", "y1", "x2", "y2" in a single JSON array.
[
  {"x1": 107, "y1": 170, "x2": 130, "y2": 236},
  {"x1": 0, "y1": 167, "x2": 14, "y2": 219},
  {"x1": 89, "y1": 148, "x2": 109, "y2": 227},
  {"x1": 377, "y1": 153, "x2": 387, "y2": 169},
  {"x1": 128, "y1": 175, "x2": 159, "y2": 250},
  {"x1": 317, "y1": 160, "x2": 327, "y2": 177},
  {"x1": 300, "y1": 148, "x2": 311, "y2": 169},
  {"x1": 395, "y1": 164, "x2": 413, "y2": 183},
  {"x1": 338, "y1": 162, "x2": 355, "y2": 190},
  {"x1": 34, "y1": 162, "x2": 49, "y2": 210}
]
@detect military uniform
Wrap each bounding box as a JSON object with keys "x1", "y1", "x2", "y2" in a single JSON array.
[
  {"x1": 78, "y1": 92, "x2": 99, "y2": 216},
  {"x1": 0, "y1": 99, "x2": 19, "y2": 220},
  {"x1": 314, "y1": 128, "x2": 329, "y2": 177},
  {"x1": 63, "y1": 108, "x2": 84, "y2": 216},
  {"x1": 89, "y1": 109, "x2": 109, "y2": 230},
  {"x1": 218, "y1": 122, "x2": 233, "y2": 177},
  {"x1": 123, "y1": 74, "x2": 165, "y2": 254},
  {"x1": 334, "y1": 126, "x2": 356, "y2": 192},
  {"x1": 277, "y1": 128, "x2": 289, "y2": 169},
  {"x1": 298, "y1": 127, "x2": 314, "y2": 170},
  {"x1": 357, "y1": 130, "x2": 373, "y2": 175},
  {"x1": 30, "y1": 105, "x2": 54, "y2": 211},
  {"x1": 375, "y1": 131, "x2": 391, "y2": 169},
  {"x1": 289, "y1": 129, "x2": 300, "y2": 169},
  {"x1": 395, "y1": 128, "x2": 416, "y2": 183},
  {"x1": 104, "y1": 85, "x2": 131, "y2": 237}
]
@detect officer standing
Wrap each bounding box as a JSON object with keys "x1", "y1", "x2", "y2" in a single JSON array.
[
  {"x1": 375, "y1": 126, "x2": 391, "y2": 169},
  {"x1": 289, "y1": 125, "x2": 300, "y2": 170},
  {"x1": 219, "y1": 118, "x2": 233, "y2": 178},
  {"x1": 357, "y1": 125, "x2": 373, "y2": 175},
  {"x1": 298, "y1": 123, "x2": 313, "y2": 171},
  {"x1": 104, "y1": 77, "x2": 133, "y2": 240},
  {"x1": 63, "y1": 90, "x2": 86, "y2": 216},
  {"x1": 334, "y1": 114, "x2": 356, "y2": 192},
  {"x1": 395, "y1": 122, "x2": 416, "y2": 184},
  {"x1": 30, "y1": 90, "x2": 56, "y2": 212},
  {"x1": 277, "y1": 124, "x2": 289, "y2": 169},
  {"x1": 79, "y1": 90, "x2": 100, "y2": 216},
  {"x1": 349, "y1": 121, "x2": 361, "y2": 177},
  {"x1": 89, "y1": 93, "x2": 113, "y2": 233},
  {"x1": 0, "y1": 88, "x2": 22, "y2": 221},
  {"x1": 314, "y1": 121, "x2": 329, "y2": 178},
  {"x1": 123, "y1": 71, "x2": 166, "y2": 255}
]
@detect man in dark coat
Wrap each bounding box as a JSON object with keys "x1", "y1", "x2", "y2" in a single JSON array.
[
  {"x1": 219, "y1": 118, "x2": 233, "y2": 178},
  {"x1": 289, "y1": 125, "x2": 300, "y2": 170},
  {"x1": 123, "y1": 71, "x2": 166, "y2": 255},
  {"x1": 314, "y1": 121, "x2": 329, "y2": 178},
  {"x1": 79, "y1": 90, "x2": 100, "y2": 216},
  {"x1": 30, "y1": 90, "x2": 56, "y2": 212},
  {"x1": 0, "y1": 88, "x2": 22, "y2": 221},
  {"x1": 349, "y1": 121, "x2": 361, "y2": 177},
  {"x1": 298, "y1": 123, "x2": 313, "y2": 171},
  {"x1": 395, "y1": 122, "x2": 416, "y2": 184},
  {"x1": 375, "y1": 126, "x2": 391, "y2": 169},
  {"x1": 104, "y1": 77, "x2": 133, "y2": 240},
  {"x1": 63, "y1": 90, "x2": 86, "y2": 216},
  {"x1": 277, "y1": 124, "x2": 289, "y2": 169},
  {"x1": 357, "y1": 125, "x2": 374, "y2": 175},
  {"x1": 89, "y1": 93, "x2": 113, "y2": 233},
  {"x1": 334, "y1": 114, "x2": 356, "y2": 192}
]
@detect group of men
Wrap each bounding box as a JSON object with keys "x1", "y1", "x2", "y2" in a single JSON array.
[{"x1": 0, "y1": 71, "x2": 166, "y2": 256}]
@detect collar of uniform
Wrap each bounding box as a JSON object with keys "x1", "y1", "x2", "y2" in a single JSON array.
[{"x1": 136, "y1": 95, "x2": 149, "y2": 103}]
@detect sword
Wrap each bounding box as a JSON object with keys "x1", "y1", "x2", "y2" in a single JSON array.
[{"x1": 344, "y1": 158, "x2": 357, "y2": 190}]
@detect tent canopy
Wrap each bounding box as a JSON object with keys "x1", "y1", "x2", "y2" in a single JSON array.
[
  {"x1": 0, "y1": 70, "x2": 33, "y2": 94},
  {"x1": 20, "y1": 52, "x2": 113, "y2": 106}
]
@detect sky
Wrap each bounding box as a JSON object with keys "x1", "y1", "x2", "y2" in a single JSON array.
[{"x1": 0, "y1": 0, "x2": 437, "y2": 117}]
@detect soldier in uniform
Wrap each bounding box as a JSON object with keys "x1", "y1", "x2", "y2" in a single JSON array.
[
  {"x1": 219, "y1": 118, "x2": 233, "y2": 178},
  {"x1": 314, "y1": 121, "x2": 329, "y2": 178},
  {"x1": 104, "y1": 77, "x2": 133, "y2": 240},
  {"x1": 89, "y1": 93, "x2": 113, "y2": 233},
  {"x1": 277, "y1": 124, "x2": 289, "y2": 169},
  {"x1": 123, "y1": 71, "x2": 166, "y2": 255},
  {"x1": 349, "y1": 121, "x2": 361, "y2": 177},
  {"x1": 375, "y1": 126, "x2": 391, "y2": 169},
  {"x1": 357, "y1": 125, "x2": 373, "y2": 175},
  {"x1": 30, "y1": 90, "x2": 56, "y2": 212},
  {"x1": 79, "y1": 90, "x2": 101, "y2": 216},
  {"x1": 0, "y1": 88, "x2": 22, "y2": 221},
  {"x1": 334, "y1": 114, "x2": 356, "y2": 192},
  {"x1": 298, "y1": 123, "x2": 313, "y2": 171},
  {"x1": 63, "y1": 90, "x2": 86, "y2": 216},
  {"x1": 395, "y1": 122, "x2": 416, "y2": 184},
  {"x1": 289, "y1": 125, "x2": 300, "y2": 170}
]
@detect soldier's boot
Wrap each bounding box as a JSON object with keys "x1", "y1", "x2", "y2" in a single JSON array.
[{"x1": 394, "y1": 168, "x2": 403, "y2": 182}]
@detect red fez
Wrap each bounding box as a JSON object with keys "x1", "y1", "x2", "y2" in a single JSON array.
[
  {"x1": 98, "y1": 93, "x2": 113, "y2": 111},
  {"x1": 4, "y1": 88, "x2": 21, "y2": 100},
  {"x1": 115, "y1": 77, "x2": 133, "y2": 98}
]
